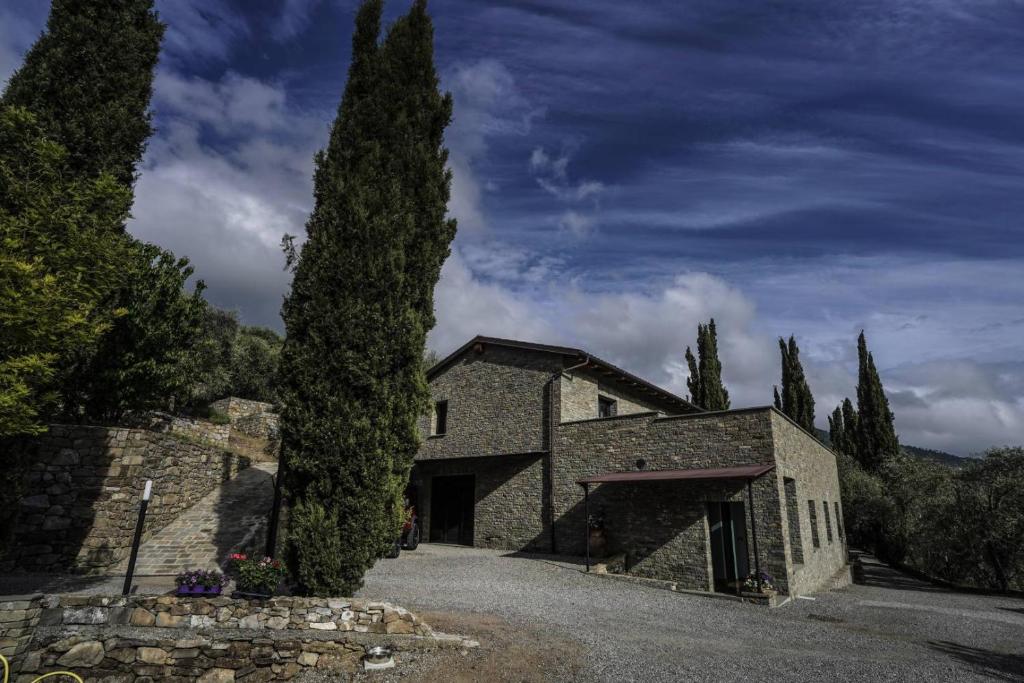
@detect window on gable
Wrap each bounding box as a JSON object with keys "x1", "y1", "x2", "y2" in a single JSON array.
[
  {"x1": 433, "y1": 400, "x2": 448, "y2": 435},
  {"x1": 808, "y1": 500, "x2": 820, "y2": 549},
  {"x1": 598, "y1": 395, "x2": 617, "y2": 418}
]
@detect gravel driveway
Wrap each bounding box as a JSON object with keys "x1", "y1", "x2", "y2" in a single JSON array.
[{"x1": 357, "y1": 544, "x2": 1024, "y2": 682}]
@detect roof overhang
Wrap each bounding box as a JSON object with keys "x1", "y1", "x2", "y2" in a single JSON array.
[{"x1": 576, "y1": 463, "x2": 775, "y2": 485}]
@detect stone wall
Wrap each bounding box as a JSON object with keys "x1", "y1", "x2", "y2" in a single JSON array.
[
  {"x1": 9, "y1": 595, "x2": 465, "y2": 681},
  {"x1": 770, "y1": 411, "x2": 848, "y2": 594},
  {"x1": 418, "y1": 345, "x2": 562, "y2": 460},
  {"x1": 3, "y1": 426, "x2": 250, "y2": 573},
  {"x1": 0, "y1": 594, "x2": 42, "y2": 659},
  {"x1": 208, "y1": 398, "x2": 275, "y2": 422},
  {"x1": 559, "y1": 369, "x2": 666, "y2": 422},
  {"x1": 413, "y1": 454, "x2": 549, "y2": 551}
]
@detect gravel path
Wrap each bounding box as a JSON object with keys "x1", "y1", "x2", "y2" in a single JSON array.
[{"x1": 357, "y1": 544, "x2": 1024, "y2": 682}]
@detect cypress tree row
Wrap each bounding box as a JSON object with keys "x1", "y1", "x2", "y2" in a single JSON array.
[
  {"x1": 854, "y1": 331, "x2": 899, "y2": 472},
  {"x1": 2, "y1": 0, "x2": 164, "y2": 189},
  {"x1": 828, "y1": 398, "x2": 859, "y2": 460},
  {"x1": 775, "y1": 335, "x2": 816, "y2": 433},
  {"x1": 278, "y1": 0, "x2": 455, "y2": 596},
  {"x1": 685, "y1": 319, "x2": 730, "y2": 411}
]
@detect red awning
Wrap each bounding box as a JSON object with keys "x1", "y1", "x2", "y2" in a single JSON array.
[{"x1": 576, "y1": 463, "x2": 775, "y2": 485}]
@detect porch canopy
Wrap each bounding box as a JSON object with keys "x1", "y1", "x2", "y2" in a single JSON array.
[
  {"x1": 575, "y1": 463, "x2": 776, "y2": 589},
  {"x1": 576, "y1": 463, "x2": 775, "y2": 486}
]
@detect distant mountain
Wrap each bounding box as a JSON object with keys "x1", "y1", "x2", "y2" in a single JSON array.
[
  {"x1": 900, "y1": 444, "x2": 971, "y2": 468},
  {"x1": 813, "y1": 428, "x2": 969, "y2": 468}
]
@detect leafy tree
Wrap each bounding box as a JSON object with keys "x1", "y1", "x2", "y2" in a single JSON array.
[
  {"x1": 855, "y1": 331, "x2": 899, "y2": 472},
  {"x1": 278, "y1": 0, "x2": 455, "y2": 595},
  {"x1": 0, "y1": 106, "x2": 131, "y2": 437},
  {"x1": 181, "y1": 308, "x2": 240, "y2": 409},
  {"x1": 60, "y1": 243, "x2": 207, "y2": 423},
  {"x1": 950, "y1": 447, "x2": 1024, "y2": 591},
  {"x1": 230, "y1": 326, "x2": 283, "y2": 404},
  {"x1": 774, "y1": 335, "x2": 815, "y2": 432},
  {"x1": 685, "y1": 318, "x2": 730, "y2": 410},
  {"x1": 1, "y1": 0, "x2": 164, "y2": 188}
]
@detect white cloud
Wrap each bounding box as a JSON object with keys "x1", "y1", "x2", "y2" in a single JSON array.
[
  {"x1": 273, "y1": 0, "x2": 323, "y2": 41},
  {"x1": 128, "y1": 69, "x2": 324, "y2": 327}
]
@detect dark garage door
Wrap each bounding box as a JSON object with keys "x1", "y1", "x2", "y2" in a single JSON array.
[{"x1": 430, "y1": 474, "x2": 475, "y2": 545}]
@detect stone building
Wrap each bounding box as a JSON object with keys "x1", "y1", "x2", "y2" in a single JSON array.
[{"x1": 412, "y1": 336, "x2": 848, "y2": 596}]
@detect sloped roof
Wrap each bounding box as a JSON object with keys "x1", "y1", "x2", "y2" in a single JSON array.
[{"x1": 428, "y1": 335, "x2": 700, "y2": 414}]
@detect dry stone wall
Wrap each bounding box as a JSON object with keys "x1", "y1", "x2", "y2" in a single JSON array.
[
  {"x1": 3, "y1": 426, "x2": 250, "y2": 573},
  {"x1": 9, "y1": 595, "x2": 465, "y2": 681}
]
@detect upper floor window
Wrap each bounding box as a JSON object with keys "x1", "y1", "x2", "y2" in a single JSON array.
[
  {"x1": 808, "y1": 500, "x2": 820, "y2": 549},
  {"x1": 598, "y1": 395, "x2": 617, "y2": 418},
  {"x1": 433, "y1": 400, "x2": 448, "y2": 435}
]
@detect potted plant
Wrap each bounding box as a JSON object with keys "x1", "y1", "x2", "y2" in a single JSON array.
[
  {"x1": 175, "y1": 569, "x2": 228, "y2": 596},
  {"x1": 742, "y1": 571, "x2": 777, "y2": 596},
  {"x1": 587, "y1": 508, "x2": 607, "y2": 558},
  {"x1": 228, "y1": 554, "x2": 287, "y2": 597}
]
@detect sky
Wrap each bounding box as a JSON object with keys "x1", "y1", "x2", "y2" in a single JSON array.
[{"x1": 2, "y1": 0, "x2": 1022, "y2": 455}]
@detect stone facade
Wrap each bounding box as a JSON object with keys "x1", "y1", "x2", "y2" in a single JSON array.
[
  {"x1": 3, "y1": 426, "x2": 250, "y2": 573},
  {"x1": 7, "y1": 595, "x2": 469, "y2": 681},
  {"x1": 417, "y1": 344, "x2": 561, "y2": 460},
  {"x1": 414, "y1": 337, "x2": 848, "y2": 596},
  {"x1": 413, "y1": 454, "x2": 549, "y2": 551},
  {"x1": 558, "y1": 369, "x2": 666, "y2": 422}
]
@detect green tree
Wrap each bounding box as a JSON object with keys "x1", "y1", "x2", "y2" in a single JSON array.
[
  {"x1": 1, "y1": 0, "x2": 164, "y2": 188},
  {"x1": 685, "y1": 318, "x2": 730, "y2": 411},
  {"x1": 0, "y1": 107, "x2": 131, "y2": 437},
  {"x1": 60, "y1": 243, "x2": 207, "y2": 423},
  {"x1": 828, "y1": 398, "x2": 859, "y2": 460},
  {"x1": 774, "y1": 335, "x2": 816, "y2": 432},
  {"x1": 182, "y1": 308, "x2": 240, "y2": 409},
  {"x1": 278, "y1": 0, "x2": 455, "y2": 596},
  {"x1": 230, "y1": 326, "x2": 283, "y2": 404},
  {"x1": 855, "y1": 331, "x2": 899, "y2": 472},
  {"x1": 951, "y1": 447, "x2": 1024, "y2": 591}
]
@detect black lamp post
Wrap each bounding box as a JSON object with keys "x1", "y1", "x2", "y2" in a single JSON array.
[{"x1": 122, "y1": 479, "x2": 152, "y2": 596}]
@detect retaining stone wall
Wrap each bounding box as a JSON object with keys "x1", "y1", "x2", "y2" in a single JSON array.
[
  {"x1": 10, "y1": 595, "x2": 453, "y2": 681},
  {"x1": 3, "y1": 426, "x2": 249, "y2": 573},
  {"x1": 208, "y1": 398, "x2": 275, "y2": 422},
  {"x1": 0, "y1": 595, "x2": 42, "y2": 659}
]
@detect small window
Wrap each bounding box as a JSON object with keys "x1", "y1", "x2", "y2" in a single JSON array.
[
  {"x1": 823, "y1": 501, "x2": 833, "y2": 544},
  {"x1": 598, "y1": 395, "x2": 617, "y2": 418},
  {"x1": 807, "y1": 500, "x2": 820, "y2": 549},
  {"x1": 433, "y1": 400, "x2": 448, "y2": 435},
  {"x1": 834, "y1": 501, "x2": 844, "y2": 540}
]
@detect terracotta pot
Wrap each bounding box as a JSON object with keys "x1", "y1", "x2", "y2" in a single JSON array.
[{"x1": 588, "y1": 528, "x2": 607, "y2": 558}]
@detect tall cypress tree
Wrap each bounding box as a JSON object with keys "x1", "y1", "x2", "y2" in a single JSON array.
[
  {"x1": 685, "y1": 319, "x2": 730, "y2": 411},
  {"x1": 279, "y1": 0, "x2": 455, "y2": 596},
  {"x1": 775, "y1": 335, "x2": 816, "y2": 433},
  {"x1": 828, "y1": 398, "x2": 859, "y2": 460},
  {"x1": 1, "y1": 0, "x2": 164, "y2": 189},
  {"x1": 855, "y1": 331, "x2": 899, "y2": 472}
]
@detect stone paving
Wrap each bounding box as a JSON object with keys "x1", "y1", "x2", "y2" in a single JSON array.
[{"x1": 120, "y1": 461, "x2": 278, "y2": 576}]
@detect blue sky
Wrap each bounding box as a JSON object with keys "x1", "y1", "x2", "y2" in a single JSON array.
[{"x1": 3, "y1": 0, "x2": 1022, "y2": 454}]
